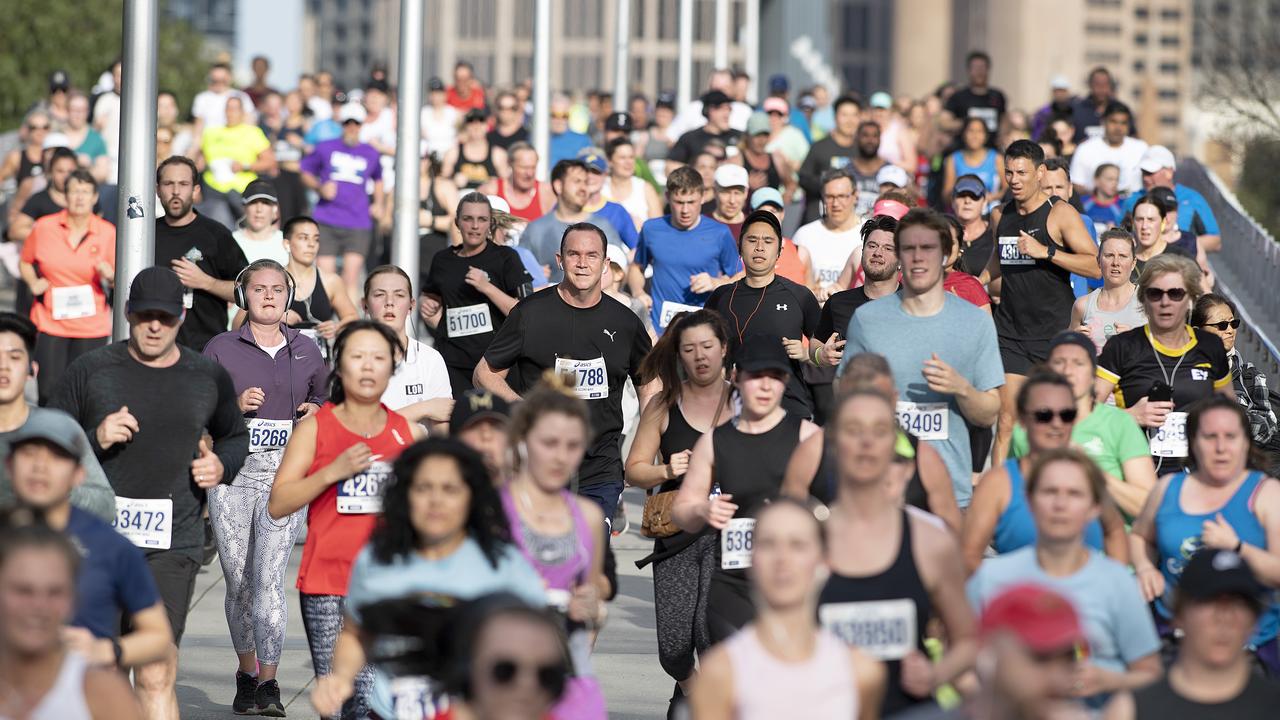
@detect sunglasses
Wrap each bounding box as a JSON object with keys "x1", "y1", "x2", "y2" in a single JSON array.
[
  {"x1": 499, "y1": 104, "x2": 519, "y2": 112},
  {"x1": 1030, "y1": 408, "x2": 1078, "y2": 424},
  {"x1": 28, "y1": 123, "x2": 50, "y2": 131},
  {"x1": 766, "y1": 110, "x2": 786, "y2": 117},
  {"x1": 1143, "y1": 287, "x2": 1187, "y2": 303},
  {"x1": 488, "y1": 658, "x2": 567, "y2": 696},
  {"x1": 551, "y1": 112, "x2": 570, "y2": 120},
  {"x1": 1202, "y1": 318, "x2": 1241, "y2": 331}
]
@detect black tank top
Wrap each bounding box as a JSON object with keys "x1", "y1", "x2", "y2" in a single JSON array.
[
  {"x1": 17, "y1": 148, "x2": 42, "y2": 185},
  {"x1": 993, "y1": 197, "x2": 1074, "y2": 340},
  {"x1": 743, "y1": 149, "x2": 782, "y2": 193},
  {"x1": 810, "y1": 431, "x2": 928, "y2": 512},
  {"x1": 818, "y1": 511, "x2": 932, "y2": 716},
  {"x1": 712, "y1": 413, "x2": 803, "y2": 579},
  {"x1": 288, "y1": 268, "x2": 335, "y2": 325},
  {"x1": 456, "y1": 141, "x2": 498, "y2": 190},
  {"x1": 636, "y1": 401, "x2": 713, "y2": 568},
  {"x1": 1133, "y1": 674, "x2": 1280, "y2": 720}
]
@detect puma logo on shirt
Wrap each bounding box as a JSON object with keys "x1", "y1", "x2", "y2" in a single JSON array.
[{"x1": 602, "y1": 329, "x2": 617, "y2": 342}]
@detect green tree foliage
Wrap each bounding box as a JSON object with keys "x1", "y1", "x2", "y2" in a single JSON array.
[
  {"x1": 0, "y1": 0, "x2": 209, "y2": 129},
  {"x1": 1238, "y1": 138, "x2": 1280, "y2": 241}
]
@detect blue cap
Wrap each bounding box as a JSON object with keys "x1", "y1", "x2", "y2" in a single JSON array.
[
  {"x1": 769, "y1": 74, "x2": 790, "y2": 93},
  {"x1": 575, "y1": 146, "x2": 608, "y2": 173},
  {"x1": 953, "y1": 174, "x2": 987, "y2": 198},
  {"x1": 751, "y1": 187, "x2": 785, "y2": 210}
]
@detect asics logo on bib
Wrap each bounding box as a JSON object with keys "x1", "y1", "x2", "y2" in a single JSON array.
[
  {"x1": 776, "y1": 304, "x2": 788, "y2": 311},
  {"x1": 602, "y1": 329, "x2": 617, "y2": 342}
]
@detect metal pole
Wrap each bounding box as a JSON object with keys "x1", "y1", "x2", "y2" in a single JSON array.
[
  {"x1": 713, "y1": 0, "x2": 729, "y2": 69},
  {"x1": 113, "y1": 0, "x2": 158, "y2": 340},
  {"x1": 613, "y1": 0, "x2": 631, "y2": 110},
  {"x1": 533, "y1": 0, "x2": 551, "y2": 180},
  {"x1": 677, "y1": 0, "x2": 694, "y2": 111},
  {"x1": 392, "y1": 0, "x2": 424, "y2": 280},
  {"x1": 744, "y1": 0, "x2": 759, "y2": 104}
]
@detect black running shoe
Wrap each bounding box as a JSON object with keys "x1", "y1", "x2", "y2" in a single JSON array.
[
  {"x1": 202, "y1": 516, "x2": 218, "y2": 566},
  {"x1": 255, "y1": 679, "x2": 286, "y2": 717},
  {"x1": 233, "y1": 671, "x2": 258, "y2": 715}
]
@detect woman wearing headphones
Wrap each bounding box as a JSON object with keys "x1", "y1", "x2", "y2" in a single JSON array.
[
  {"x1": 268, "y1": 320, "x2": 426, "y2": 718},
  {"x1": 203, "y1": 258, "x2": 330, "y2": 716}
]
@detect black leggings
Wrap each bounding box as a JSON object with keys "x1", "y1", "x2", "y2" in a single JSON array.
[
  {"x1": 652, "y1": 534, "x2": 715, "y2": 681},
  {"x1": 706, "y1": 572, "x2": 755, "y2": 645},
  {"x1": 299, "y1": 593, "x2": 374, "y2": 720}
]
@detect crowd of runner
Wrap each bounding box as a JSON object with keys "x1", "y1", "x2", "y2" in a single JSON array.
[{"x1": 1, "y1": 45, "x2": 1279, "y2": 720}]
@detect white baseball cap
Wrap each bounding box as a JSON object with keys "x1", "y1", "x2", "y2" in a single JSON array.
[
  {"x1": 875, "y1": 164, "x2": 911, "y2": 188},
  {"x1": 485, "y1": 194, "x2": 511, "y2": 214},
  {"x1": 606, "y1": 243, "x2": 629, "y2": 274},
  {"x1": 714, "y1": 163, "x2": 749, "y2": 189},
  {"x1": 338, "y1": 102, "x2": 367, "y2": 124},
  {"x1": 1139, "y1": 145, "x2": 1176, "y2": 174},
  {"x1": 1050, "y1": 75, "x2": 1071, "y2": 91}
]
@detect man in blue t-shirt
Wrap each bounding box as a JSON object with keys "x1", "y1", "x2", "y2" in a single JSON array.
[
  {"x1": 577, "y1": 146, "x2": 640, "y2": 249},
  {"x1": 627, "y1": 165, "x2": 743, "y2": 333},
  {"x1": 1122, "y1": 145, "x2": 1220, "y2": 252},
  {"x1": 522, "y1": 159, "x2": 626, "y2": 284},
  {"x1": 5, "y1": 409, "x2": 171, "y2": 672}
]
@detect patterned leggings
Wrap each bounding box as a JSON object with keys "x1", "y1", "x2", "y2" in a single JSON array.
[
  {"x1": 207, "y1": 450, "x2": 303, "y2": 666},
  {"x1": 299, "y1": 593, "x2": 375, "y2": 720},
  {"x1": 651, "y1": 533, "x2": 716, "y2": 682}
]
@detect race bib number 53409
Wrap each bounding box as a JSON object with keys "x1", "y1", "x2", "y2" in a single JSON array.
[{"x1": 895, "y1": 401, "x2": 948, "y2": 441}]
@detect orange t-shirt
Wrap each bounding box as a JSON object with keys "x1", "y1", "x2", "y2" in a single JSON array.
[
  {"x1": 775, "y1": 238, "x2": 808, "y2": 286},
  {"x1": 20, "y1": 210, "x2": 116, "y2": 338}
]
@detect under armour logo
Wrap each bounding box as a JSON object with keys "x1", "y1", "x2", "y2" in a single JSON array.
[
  {"x1": 602, "y1": 329, "x2": 617, "y2": 342},
  {"x1": 776, "y1": 304, "x2": 788, "y2": 311}
]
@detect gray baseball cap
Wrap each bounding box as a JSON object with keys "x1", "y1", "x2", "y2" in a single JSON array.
[{"x1": 8, "y1": 409, "x2": 87, "y2": 460}]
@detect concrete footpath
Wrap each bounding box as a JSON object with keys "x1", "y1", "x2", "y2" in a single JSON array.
[{"x1": 176, "y1": 488, "x2": 671, "y2": 718}]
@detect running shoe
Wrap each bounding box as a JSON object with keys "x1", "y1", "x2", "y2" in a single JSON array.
[
  {"x1": 612, "y1": 497, "x2": 630, "y2": 536},
  {"x1": 255, "y1": 679, "x2": 286, "y2": 717},
  {"x1": 232, "y1": 671, "x2": 258, "y2": 715}
]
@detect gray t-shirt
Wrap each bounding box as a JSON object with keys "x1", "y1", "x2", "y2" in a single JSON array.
[
  {"x1": 839, "y1": 293, "x2": 1005, "y2": 506},
  {"x1": 520, "y1": 211, "x2": 626, "y2": 283},
  {"x1": 0, "y1": 406, "x2": 116, "y2": 523}
]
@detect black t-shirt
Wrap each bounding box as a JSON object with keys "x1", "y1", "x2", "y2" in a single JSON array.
[
  {"x1": 955, "y1": 224, "x2": 994, "y2": 277},
  {"x1": 50, "y1": 342, "x2": 249, "y2": 564},
  {"x1": 667, "y1": 126, "x2": 743, "y2": 164},
  {"x1": 1097, "y1": 325, "x2": 1230, "y2": 412},
  {"x1": 1133, "y1": 673, "x2": 1280, "y2": 720},
  {"x1": 705, "y1": 277, "x2": 820, "y2": 418},
  {"x1": 487, "y1": 126, "x2": 530, "y2": 151},
  {"x1": 1132, "y1": 243, "x2": 1195, "y2": 284},
  {"x1": 484, "y1": 287, "x2": 652, "y2": 486},
  {"x1": 154, "y1": 213, "x2": 249, "y2": 352},
  {"x1": 423, "y1": 242, "x2": 533, "y2": 370},
  {"x1": 817, "y1": 286, "x2": 874, "y2": 343},
  {"x1": 945, "y1": 86, "x2": 1008, "y2": 138}
]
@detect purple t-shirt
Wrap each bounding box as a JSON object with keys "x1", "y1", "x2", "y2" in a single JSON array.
[{"x1": 300, "y1": 138, "x2": 383, "y2": 229}]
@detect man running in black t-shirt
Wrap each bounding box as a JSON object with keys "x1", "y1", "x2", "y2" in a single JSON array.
[
  {"x1": 980, "y1": 140, "x2": 1100, "y2": 461},
  {"x1": 705, "y1": 209, "x2": 820, "y2": 419},
  {"x1": 476, "y1": 222, "x2": 653, "y2": 525},
  {"x1": 153, "y1": 156, "x2": 250, "y2": 351},
  {"x1": 942, "y1": 51, "x2": 1008, "y2": 140}
]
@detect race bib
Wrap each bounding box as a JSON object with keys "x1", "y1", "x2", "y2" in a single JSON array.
[
  {"x1": 112, "y1": 497, "x2": 173, "y2": 550},
  {"x1": 337, "y1": 460, "x2": 393, "y2": 514},
  {"x1": 247, "y1": 418, "x2": 293, "y2": 453},
  {"x1": 896, "y1": 401, "x2": 949, "y2": 441},
  {"x1": 817, "y1": 266, "x2": 842, "y2": 285},
  {"x1": 720, "y1": 517, "x2": 756, "y2": 570},
  {"x1": 999, "y1": 236, "x2": 1035, "y2": 266},
  {"x1": 183, "y1": 289, "x2": 194, "y2": 309},
  {"x1": 446, "y1": 303, "x2": 494, "y2": 338},
  {"x1": 51, "y1": 284, "x2": 96, "y2": 320},
  {"x1": 968, "y1": 106, "x2": 999, "y2": 132},
  {"x1": 660, "y1": 301, "x2": 703, "y2": 329},
  {"x1": 819, "y1": 598, "x2": 918, "y2": 660},
  {"x1": 1150, "y1": 411, "x2": 1188, "y2": 457},
  {"x1": 555, "y1": 356, "x2": 609, "y2": 400}
]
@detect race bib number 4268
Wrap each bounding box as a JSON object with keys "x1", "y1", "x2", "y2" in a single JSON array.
[{"x1": 337, "y1": 461, "x2": 393, "y2": 514}]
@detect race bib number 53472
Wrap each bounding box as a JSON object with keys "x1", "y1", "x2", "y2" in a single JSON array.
[{"x1": 113, "y1": 498, "x2": 173, "y2": 550}]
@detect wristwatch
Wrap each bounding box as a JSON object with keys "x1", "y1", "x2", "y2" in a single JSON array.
[
  {"x1": 111, "y1": 637, "x2": 124, "y2": 667},
  {"x1": 1044, "y1": 242, "x2": 1057, "y2": 260}
]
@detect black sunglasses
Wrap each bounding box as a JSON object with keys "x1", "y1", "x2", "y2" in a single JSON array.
[
  {"x1": 1143, "y1": 287, "x2": 1187, "y2": 303},
  {"x1": 488, "y1": 658, "x2": 567, "y2": 696},
  {"x1": 1030, "y1": 408, "x2": 1078, "y2": 424},
  {"x1": 1202, "y1": 318, "x2": 1241, "y2": 331}
]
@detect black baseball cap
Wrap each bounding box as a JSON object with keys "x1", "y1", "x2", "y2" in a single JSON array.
[
  {"x1": 1178, "y1": 548, "x2": 1267, "y2": 610},
  {"x1": 450, "y1": 389, "x2": 512, "y2": 432},
  {"x1": 366, "y1": 78, "x2": 391, "y2": 94},
  {"x1": 242, "y1": 179, "x2": 278, "y2": 205},
  {"x1": 1048, "y1": 330, "x2": 1097, "y2": 368},
  {"x1": 701, "y1": 90, "x2": 732, "y2": 111},
  {"x1": 605, "y1": 112, "x2": 633, "y2": 133},
  {"x1": 656, "y1": 92, "x2": 676, "y2": 110},
  {"x1": 464, "y1": 107, "x2": 489, "y2": 123},
  {"x1": 127, "y1": 267, "x2": 185, "y2": 317},
  {"x1": 1148, "y1": 185, "x2": 1179, "y2": 215},
  {"x1": 49, "y1": 70, "x2": 70, "y2": 92},
  {"x1": 734, "y1": 334, "x2": 791, "y2": 376},
  {"x1": 428, "y1": 77, "x2": 445, "y2": 92}
]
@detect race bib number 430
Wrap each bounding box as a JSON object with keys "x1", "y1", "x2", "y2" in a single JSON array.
[
  {"x1": 819, "y1": 598, "x2": 918, "y2": 660},
  {"x1": 998, "y1": 236, "x2": 1035, "y2": 266},
  {"x1": 113, "y1": 498, "x2": 173, "y2": 550},
  {"x1": 555, "y1": 357, "x2": 609, "y2": 400},
  {"x1": 895, "y1": 401, "x2": 949, "y2": 441},
  {"x1": 446, "y1": 303, "x2": 493, "y2": 338},
  {"x1": 720, "y1": 517, "x2": 756, "y2": 570},
  {"x1": 337, "y1": 461, "x2": 393, "y2": 514}
]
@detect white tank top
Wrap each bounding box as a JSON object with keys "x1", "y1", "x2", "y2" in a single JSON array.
[
  {"x1": 1081, "y1": 287, "x2": 1146, "y2": 352},
  {"x1": 792, "y1": 219, "x2": 863, "y2": 288},
  {"x1": 725, "y1": 625, "x2": 857, "y2": 720},
  {"x1": 0, "y1": 652, "x2": 93, "y2": 720},
  {"x1": 603, "y1": 175, "x2": 650, "y2": 233}
]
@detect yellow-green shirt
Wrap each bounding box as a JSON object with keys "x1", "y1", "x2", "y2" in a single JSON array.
[{"x1": 201, "y1": 124, "x2": 270, "y2": 193}]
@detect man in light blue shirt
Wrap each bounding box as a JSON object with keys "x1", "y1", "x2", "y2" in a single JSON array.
[
  {"x1": 838, "y1": 209, "x2": 1003, "y2": 506},
  {"x1": 1122, "y1": 145, "x2": 1220, "y2": 252}
]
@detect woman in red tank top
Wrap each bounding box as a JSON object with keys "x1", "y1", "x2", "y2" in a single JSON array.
[{"x1": 268, "y1": 320, "x2": 425, "y2": 717}]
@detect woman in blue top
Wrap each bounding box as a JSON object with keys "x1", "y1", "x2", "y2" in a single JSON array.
[
  {"x1": 310, "y1": 439, "x2": 546, "y2": 719},
  {"x1": 967, "y1": 447, "x2": 1162, "y2": 706},
  {"x1": 942, "y1": 117, "x2": 1003, "y2": 206},
  {"x1": 962, "y1": 370, "x2": 1129, "y2": 574},
  {"x1": 1130, "y1": 395, "x2": 1280, "y2": 675}
]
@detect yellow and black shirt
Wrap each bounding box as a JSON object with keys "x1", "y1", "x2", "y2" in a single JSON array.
[{"x1": 1096, "y1": 325, "x2": 1230, "y2": 410}]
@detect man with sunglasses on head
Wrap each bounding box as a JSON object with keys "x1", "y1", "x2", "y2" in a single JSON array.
[
  {"x1": 487, "y1": 90, "x2": 531, "y2": 151},
  {"x1": 839, "y1": 208, "x2": 1003, "y2": 511},
  {"x1": 792, "y1": 168, "x2": 865, "y2": 303},
  {"x1": 300, "y1": 101, "x2": 386, "y2": 299}
]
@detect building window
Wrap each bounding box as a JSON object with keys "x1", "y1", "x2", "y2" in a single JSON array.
[
  {"x1": 1160, "y1": 34, "x2": 1180, "y2": 47},
  {"x1": 1134, "y1": 5, "x2": 1149, "y2": 19},
  {"x1": 1086, "y1": 51, "x2": 1122, "y2": 64},
  {"x1": 1160, "y1": 8, "x2": 1181, "y2": 21},
  {"x1": 1135, "y1": 32, "x2": 1148, "y2": 45},
  {"x1": 1087, "y1": 0, "x2": 1122, "y2": 6},
  {"x1": 1085, "y1": 23, "x2": 1122, "y2": 35},
  {"x1": 1158, "y1": 88, "x2": 1179, "y2": 100},
  {"x1": 1159, "y1": 62, "x2": 1180, "y2": 74},
  {"x1": 1160, "y1": 115, "x2": 1179, "y2": 126},
  {"x1": 842, "y1": 4, "x2": 870, "y2": 50},
  {"x1": 1133, "y1": 59, "x2": 1146, "y2": 72}
]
